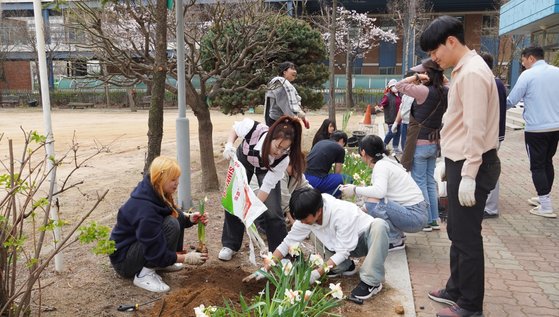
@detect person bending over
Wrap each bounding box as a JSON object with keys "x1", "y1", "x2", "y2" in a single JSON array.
[{"x1": 264, "y1": 187, "x2": 390, "y2": 300}]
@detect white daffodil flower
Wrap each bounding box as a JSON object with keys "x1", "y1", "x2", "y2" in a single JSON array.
[
  {"x1": 284, "y1": 289, "x2": 301, "y2": 304},
  {"x1": 329, "y1": 282, "x2": 344, "y2": 299}
]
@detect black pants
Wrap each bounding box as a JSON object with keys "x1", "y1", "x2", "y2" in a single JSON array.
[
  {"x1": 221, "y1": 147, "x2": 287, "y2": 252},
  {"x1": 444, "y1": 149, "x2": 500, "y2": 312},
  {"x1": 112, "y1": 213, "x2": 187, "y2": 279},
  {"x1": 524, "y1": 131, "x2": 559, "y2": 196}
]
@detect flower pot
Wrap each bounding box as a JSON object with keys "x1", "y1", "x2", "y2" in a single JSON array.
[
  {"x1": 352, "y1": 130, "x2": 366, "y2": 143},
  {"x1": 347, "y1": 136, "x2": 359, "y2": 148}
]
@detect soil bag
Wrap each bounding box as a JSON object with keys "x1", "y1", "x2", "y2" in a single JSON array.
[{"x1": 221, "y1": 158, "x2": 268, "y2": 265}]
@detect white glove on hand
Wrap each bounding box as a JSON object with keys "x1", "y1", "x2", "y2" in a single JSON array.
[
  {"x1": 458, "y1": 176, "x2": 476, "y2": 207},
  {"x1": 391, "y1": 124, "x2": 398, "y2": 134},
  {"x1": 242, "y1": 268, "x2": 266, "y2": 282},
  {"x1": 223, "y1": 142, "x2": 235, "y2": 161},
  {"x1": 183, "y1": 251, "x2": 207, "y2": 265},
  {"x1": 309, "y1": 269, "x2": 321, "y2": 284},
  {"x1": 340, "y1": 184, "x2": 356, "y2": 198}
]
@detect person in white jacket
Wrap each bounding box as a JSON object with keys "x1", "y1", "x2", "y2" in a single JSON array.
[
  {"x1": 340, "y1": 134, "x2": 429, "y2": 250},
  {"x1": 263, "y1": 187, "x2": 390, "y2": 301}
]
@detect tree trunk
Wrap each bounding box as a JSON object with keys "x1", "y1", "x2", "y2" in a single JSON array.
[
  {"x1": 196, "y1": 105, "x2": 219, "y2": 190},
  {"x1": 345, "y1": 50, "x2": 354, "y2": 108},
  {"x1": 185, "y1": 81, "x2": 220, "y2": 191},
  {"x1": 328, "y1": 0, "x2": 337, "y2": 124},
  {"x1": 144, "y1": 0, "x2": 168, "y2": 173}
]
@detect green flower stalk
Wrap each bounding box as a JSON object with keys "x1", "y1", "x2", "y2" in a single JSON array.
[{"x1": 197, "y1": 197, "x2": 208, "y2": 253}]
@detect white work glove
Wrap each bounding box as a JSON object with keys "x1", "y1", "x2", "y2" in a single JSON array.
[
  {"x1": 242, "y1": 268, "x2": 267, "y2": 282},
  {"x1": 340, "y1": 184, "x2": 356, "y2": 198},
  {"x1": 391, "y1": 124, "x2": 398, "y2": 134},
  {"x1": 458, "y1": 176, "x2": 476, "y2": 207},
  {"x1": 309, "y1": 269, "x2": 321, "y2": 284},
  {"x1": 222, "y1": 142, "x2": 235, "y2": 161},
  {"x1": 183, "y1": 251, "x2": 208, "y2": 265}
]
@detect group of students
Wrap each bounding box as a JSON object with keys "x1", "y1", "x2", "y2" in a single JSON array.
[{"x1": 108, "y1": 15, "x2": 515, "y2": 317}]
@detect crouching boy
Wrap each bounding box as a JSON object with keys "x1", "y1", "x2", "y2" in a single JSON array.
[{"x1": 267, "y1": 187, "x2": 389, "y2": 300}]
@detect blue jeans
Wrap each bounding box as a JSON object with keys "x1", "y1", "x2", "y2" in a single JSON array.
[
  {"x1": 365, "y1": 200, "x2": 428, "y2": 244},
  {"x1": 312, "y1": 219, "x2": 389, "y2": 286},
  {"x1": 411, "y1": 144, "x2": 439, "y2": 223},
  {"x1": 384, "y1": 124, "x2": 401, "y2": 150},
  {"x1": 400, "y1": 123, "x2": 408, "y2": 150}
]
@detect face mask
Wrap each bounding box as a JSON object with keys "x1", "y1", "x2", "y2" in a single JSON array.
[{"x1": 391, "y1": 87, "x2": 398, "y2": 93}]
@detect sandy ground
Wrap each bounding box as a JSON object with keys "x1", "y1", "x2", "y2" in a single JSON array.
[{"x1": 0, "y1": 107, "x2": 400, "y2": 317}]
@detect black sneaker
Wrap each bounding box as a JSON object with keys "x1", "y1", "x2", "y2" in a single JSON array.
[
  {"x1": 483, "y1": 211, "x2": 498, "y2": 219},
  {"x1": 351, "y1": 281, "x2": 382, "y2": 300},
  {"x1": 388, "y1": 241, "x2": 405, "y2": 252},
  {"x1": 327, "y1": 260, "x2": 357, "y2": 278},
  {"x1": 428, "y1": 288, "x2": 457, "y2": 306}
]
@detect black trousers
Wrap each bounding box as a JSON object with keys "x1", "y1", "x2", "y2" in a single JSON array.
[
  {"x1": 221, "y1": 147, "x2": 287, "y2": 252},
  {"x1": 444, "y1": 149, "x2": 500, "y2": 312},
  {"x1": 524, "y1": 131, "x2": 559, "y2": 196},
  {"x1": 112, "y1": 213, "x2": 187, "y2": 279}
]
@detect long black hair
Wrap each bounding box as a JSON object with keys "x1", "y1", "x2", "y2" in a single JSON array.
[{"x1": 311, "y1": 119, "x2": 336, "y2": 147}]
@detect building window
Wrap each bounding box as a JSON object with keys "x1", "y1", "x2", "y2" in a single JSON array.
[
  {"x1": 482, "y1": 15, "x2": 498, "y2": 36},
  {"x1": 379, "y1": 67, "x2": 396, "y2": 75}
]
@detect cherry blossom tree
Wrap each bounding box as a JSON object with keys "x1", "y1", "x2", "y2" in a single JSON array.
[{"x1": 323, "y1": 7, "x2": 397, "y2": 108}]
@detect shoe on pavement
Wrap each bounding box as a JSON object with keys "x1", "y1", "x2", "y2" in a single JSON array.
[
  {"x1": 388, "y1": 241, "x2": 405, "y2": 252},
  {"x1": 527, "y1": 196, "x2": 540, "y2": 206},
  {"x1": 422, "y1": 225, "x2": 433, "y2": 232},
  {"x1": 428, "y1": 288, "x2": 457, "y2": 306},
  {"x1": 529, "y1": 206, "x2": 557, "y2": 218},
  {"x1": 327, "y1": 260, "x2": 358, "y2": 277},
  {"x1": 351, "y1": 281, "x2": 382, "y2": 300},
  {"x1": 430, "y1": 220, "x2": 441, "y2": 230},
  {"x1": 155, "y1": 263, "x2": 184, "y2": 272},
  {"x1": 436, "y1": 304, "x2": 483, "y2": 317},
  {"x1": 133, "y1": 271, "x2": 170, "y2": 293},
  {"x1": 218, "y1": 247, "x2": 237, "y2": 261},
  {"x1": 483, "y1": 211, "x2": 498, "y2": 219}
]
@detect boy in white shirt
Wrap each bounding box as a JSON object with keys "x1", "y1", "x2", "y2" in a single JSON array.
[{"x1": 265, "y1": 187, "x2": 390, "y2": 300}]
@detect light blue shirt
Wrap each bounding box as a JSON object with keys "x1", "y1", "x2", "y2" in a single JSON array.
[{"x1": 506, "y1": 60, "x2": 559, "y2": 132}]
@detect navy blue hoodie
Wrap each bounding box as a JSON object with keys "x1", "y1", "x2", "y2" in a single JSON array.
[{"x1": 109, "y1": 175, "x2": 189, "y2": 267}]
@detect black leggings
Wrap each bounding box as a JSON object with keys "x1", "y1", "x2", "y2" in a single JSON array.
[{"x1": 111, "y1": 213, "x2": 187, "y2": 279}]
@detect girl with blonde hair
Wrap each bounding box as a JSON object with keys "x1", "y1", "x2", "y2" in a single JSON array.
[{"x1": 109, "y1": 156, "x2": 208, "y2": 293}]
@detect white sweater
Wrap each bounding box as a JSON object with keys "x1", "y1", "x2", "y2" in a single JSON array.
[
  {"x1": 355, "y1": 158, "x2": 424, "y2": 206},
  {"x1": 277, "y1": 194, "x2": 383, "y2": 266}
]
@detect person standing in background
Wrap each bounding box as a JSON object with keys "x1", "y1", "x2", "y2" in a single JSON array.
[
  {"x1": 264, "y1": 61, "x2": 310, "y2": 129},
  {"x1": 479, "y1": 52, "x2": 509, "y2": 219},
  {"x1": 506, "y1": 46, "x2": 559, "y2": 218},
  {"x1": 392, "y1": 72, "x2": 415, "y2": 152},
  {"x1": 376, "y1": 79, "x2": 402, "y2": 154}
]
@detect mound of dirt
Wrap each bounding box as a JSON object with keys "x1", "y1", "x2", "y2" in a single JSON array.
[{"x1": 148, "y1": 267, "x2": 268, "y2": 317}]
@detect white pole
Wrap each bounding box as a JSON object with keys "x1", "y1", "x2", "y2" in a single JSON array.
[
  {"x1": 175, "y1": 0, "x2": 192, "y2": 210},
  {"x1": 32, "y1": 0, "x2": 63, "y2": 272}
]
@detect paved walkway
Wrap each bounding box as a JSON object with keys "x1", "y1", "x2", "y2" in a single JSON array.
[{"x1": 406, "y1": 128, "x2": 559, "y2": 316}]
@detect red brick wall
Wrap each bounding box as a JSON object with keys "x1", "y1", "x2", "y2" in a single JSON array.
[{"x1": 0, "y1": 61, "x2": 32, "y2": 90}]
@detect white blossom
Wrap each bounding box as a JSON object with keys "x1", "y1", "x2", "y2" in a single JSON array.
[{"x1": 329, "y1": 282, "x2": 344, "y2": 299}]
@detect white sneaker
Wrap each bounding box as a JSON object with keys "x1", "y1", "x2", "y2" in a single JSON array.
[
  {"x1": 155, "y1": 263, "x2": 184, "y2": 272},
  {"x1": 133, "y1": 271, "x2": 170, "y2": 293},
  {"x1": 529, "y1": 206, "x2": 557, "y2": 218},
  {"x1": 527, "y1": 196, "x2": 540, "y2": 206},
  {"x1": 218, "y1": 247, "x2": 236, "y2": 261}
]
